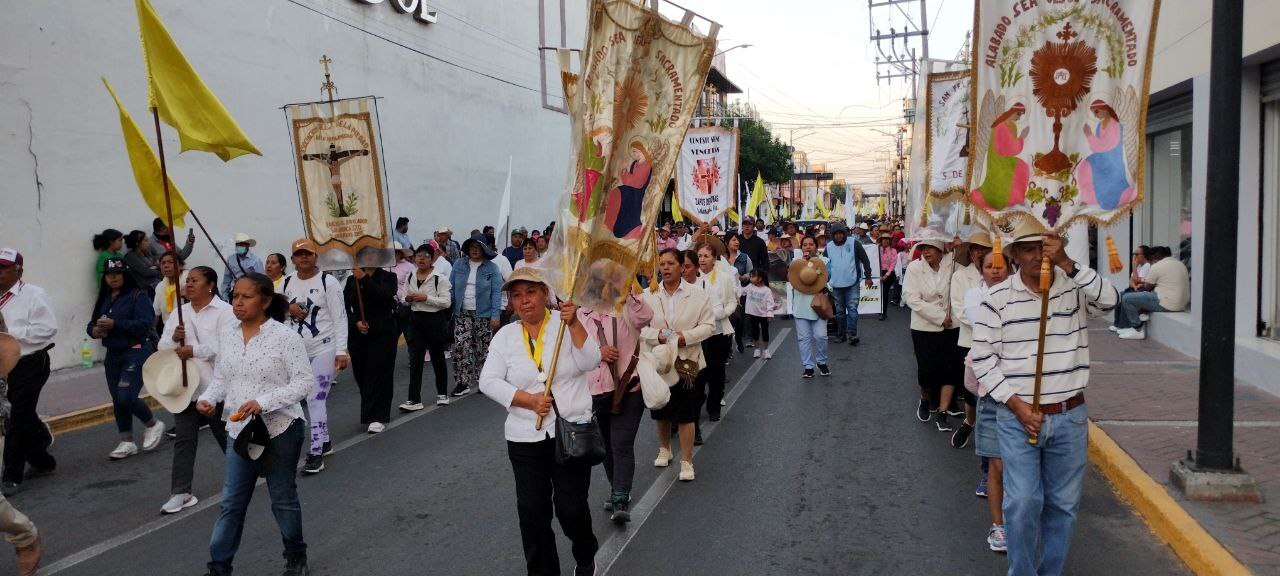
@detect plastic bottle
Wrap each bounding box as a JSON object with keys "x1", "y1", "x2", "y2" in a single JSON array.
[{"x1": 80, "y1": 339, "x2": 94, "y2": 368}]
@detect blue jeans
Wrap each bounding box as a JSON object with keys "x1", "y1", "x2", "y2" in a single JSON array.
[
  {"x1": 997, "y1": 402, "x2": 1088, "y2": 576},
  {"x1": 103, "y1": 344, "x2": 156, "y2": 436},
  {"x1": 831, "y1": 285, "x2": 861, "y2": 337},
  {"x1": 208, "y1": 419, "x2": 307, "y2": 573},
  {"x1": 1114, "y1": 291, "x2": 1167, "y2": 329},
  {"x1": 794, "y1": 318, "x2": 828, "y2": 369}
]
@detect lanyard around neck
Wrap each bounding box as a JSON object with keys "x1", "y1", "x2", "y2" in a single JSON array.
[{"x1": 523, "y1": 310, "x2": 551, "y2": 373}]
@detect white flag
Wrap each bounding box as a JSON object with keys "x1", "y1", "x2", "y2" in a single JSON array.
[{"x1": 495, "y1": 156, "x2": 513, "y2": 241}]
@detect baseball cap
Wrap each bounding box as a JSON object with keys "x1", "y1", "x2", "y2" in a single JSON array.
[
  {"x1": 291, "y1": 238, "x2": 319, "y2": 255},
  {"x1": 512, "y1": 227, "x2": 527, "y2": 236},
  {"x1": 0, "y1": 248, "x2": 22, "y2": 267}
]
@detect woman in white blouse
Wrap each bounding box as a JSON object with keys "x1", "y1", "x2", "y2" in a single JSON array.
[
  {"x1": 694, "y1": 238, "x2": 737, "y2": 428},
  {"x1": 156, "y1": 266, "x2": 235, "y2": 515},
  {"x1": 479, "y1": 266, "x2": 602, "y2": 576},
  {"x1": 152, "y1": 251, "x2": 189, "y2": 328},
  {"x1": 401, "y1": 244, "x2": 453, "y2": 411},
  {"x1": 196, "y1": 273, "x2": 314, "y2": 576},
  {"x1": 903, "y1": 238, "x2": 960, "y2": 431}
]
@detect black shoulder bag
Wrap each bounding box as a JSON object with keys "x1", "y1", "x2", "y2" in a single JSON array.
[{"x1": 529, "y1": 328, "x2": 605, "y2": 467}]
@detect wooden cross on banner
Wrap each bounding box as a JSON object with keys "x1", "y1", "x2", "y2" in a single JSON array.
[{"x1": 320, "y1": 54, "x2": 337, "y2": 103}]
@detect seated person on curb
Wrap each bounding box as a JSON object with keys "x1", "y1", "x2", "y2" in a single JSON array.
[{"x1": 1113, "y1": 246, "x2": 1187, "y2": 340}]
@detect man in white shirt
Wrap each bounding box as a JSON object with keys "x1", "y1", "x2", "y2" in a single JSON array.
[
  {"x1": 0, "y1": 249, "x2": 58, "y2": 497},
  {"x1": 673, "y1": 222, "x2": 693, "y2": 251},
  {"x1": 281, "y1": 239, "x2": 349, "y2": 475},
  {"x1": 970, "y1": 227, "x2": 1118, "y2": 576},
  {"x1": 1114, "y1": 246, "x2": 1188, "y2": 340}
]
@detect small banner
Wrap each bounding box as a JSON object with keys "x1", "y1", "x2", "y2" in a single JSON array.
[
  {"x1": 858, "y1": 243, "x2": 884, "y2": 316},
  {"x1": 967, "y1": 0, "x2": 1160, "y2": 231},
  {"x1": 676, "y1": 126, "x2": 739, "y2": 224},
  {"x1": 547, "y1": 0, "x2": 717, "y2": 312},
  {"x1": 926, "y1": 71, "x2": 971, "y2": 200},
  {"x1": 286, "y1": 97, "x2": 394, "y2": 270}
]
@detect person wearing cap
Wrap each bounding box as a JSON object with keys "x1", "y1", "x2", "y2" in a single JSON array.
[
  {"x1": 790, "y1": 235, "x2": 832, "y2": 378},
  {"x1": 947, "y1": 231, "x2": 994, "y2": 449},
  {"x1": 197, "y1": 272, "x2": 313, "y2": 576},
  {"x1": 434, "y1": 228, "x2": 461, "y2": 264},
  {"x1": 221, "y1": 233, "x2": 264, "y2": 300},
  {"x1": 854, "y1": 222, "x2": 873, "y2": 245},
  {"x1": 280, "y1": 238, "x2": 350, "y2": 475},
  {"x1": 401, "y1": 244, "x2": 453, "y2": 410},
  {"x1": 147, "y1": 217, "x2": 195, "y2": 262},
  {"x1": 478, "y1": 267, "x2": 601, "y2": 576},
  {"x1": 344, "y1": 262, "x2": 399, "y2": 434},
  {"x1": 154, "y1": 265, "x2": 235, "y2": 514},
  {"x1": 449, "y1": 234, "x2": 504, "y2": 397},
  {"x1": 393, "y1": 217, "x2": 412, "y2": 254},
  {"x1": 0, "y1": 330, "x2": 42, "y2": 575},
  {"x1": 969, "y1": 225, "x2": 1118, "y2": 576},
  {"x1": 673, "y1": 222, "x2": 694, "y2": 251},
  {"x1": 502, "y1": 227, "x2": 528, "y2": 268},
  {"x1": 824, "y1": 222, "x2": 873, "y2": 345},
  {"x1": 88, "y1": 257, "x2": 166, "y2": 460},
  {"x1": 0, "y1": 249, "x2": 58, "y2": 497},
  {"x1": 903, "y1": 237, "x2": 959, "y2": 430}
]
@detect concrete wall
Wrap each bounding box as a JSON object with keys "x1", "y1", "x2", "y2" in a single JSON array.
[
  {"x1": 1150, "y1": 0, "x2": 1280, "y2": 92},
  {"x1": 0, "y1": 0, "x2": 584, "y2": 370}
]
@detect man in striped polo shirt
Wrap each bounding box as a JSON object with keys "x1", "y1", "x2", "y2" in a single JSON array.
[{"x1": 970, "y1": 225, "x2": 1118, "y2": 576}]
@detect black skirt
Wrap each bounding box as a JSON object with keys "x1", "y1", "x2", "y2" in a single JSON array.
[{"x1": 649, "y1": 378, "x2": 703, "y2": 423}]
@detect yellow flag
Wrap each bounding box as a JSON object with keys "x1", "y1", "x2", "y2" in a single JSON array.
[
  {"x1": 671, "y1": 191, "x2": 684, "y2": 223},
  {"x1": 137, "y1": 0, "x2": 261, "y2": 161},
  {"x1": 745, "y1": 173, "x2": 767, "y2": 219},
  {"x1": 103, "y1": 78, "x2": 189, "y2": 228},
  {"x1": 727, "y1": 208, "x2": 740, "y2": 224}
]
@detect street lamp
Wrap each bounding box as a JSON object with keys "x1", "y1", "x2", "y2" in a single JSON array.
[{"x1": 715, "y1": 43, "x2": 752, "y2": 57}]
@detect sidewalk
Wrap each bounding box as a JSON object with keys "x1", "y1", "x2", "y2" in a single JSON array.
[
  {"x1": 1087, "y1": 320, "x2": 1278, "y2": 574},
  {"x1": 37, "y1": 365, "x2": 160, "y2": 434}
]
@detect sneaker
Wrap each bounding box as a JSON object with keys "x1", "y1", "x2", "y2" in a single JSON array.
[
  {"x1": 574, "y1": 562, "x2": 597, "y2": 576},
  {"x1": 109, "y1": 441, "x2": 138, "y2": 460},
  {"x1": 945, "y1": 408, "x2": 965, "y2": 418},
  {"x1": 15, "y1": 531, "x2": 40, "y2": 576},
  {"x1": 678, "y1": 461, "x2": 695, "y2": 481},
  {"x1": 450, "y1": 384, "x2": 471, "y2": 397},
  {"x1": 161, "y1": 493, "x2": 198, "y2": 514},
  {"x1": 367, "y1": 422, "x2": 386, "y2": 434},
  {"x1": 610, "y1": 498, "x2": 631, "y2": 524},
  {"x1": 1, "y1": 481, "x2": 21, "y2": 497},
  {"x1": 817, "y1": 364, "x2": 831, "y2": 376},
  {"x1": 654, "y1": 447, "x2": 673, "y2": 468},
  {"x1": 848, "y1": 336, "x2": 860, "y2": 346},
  {"x1": 752, "y1": 349, "x2": 761, "y2": 359},
  {"x1": 746, "y1": 341, "x2": 754, "y2": 348},
  {"x1": 763, "y1": 349, "x2": 772, "y2": 360},
  {"x1": 975, "y1": 471, "x2": 989, "y2": 498},
  {"x1": 399, "y1": 401, "x2": 425, "y2": 412},
  {"x1": 322, "y1": 441, "x2": 333, "y2": 456},
  {"x1": 1139, "y1": 312, "x2": 1150, "y2": 322},
  {"x1": 935, "y1": 412, "x2": 953, "y2": 432},
  {"x1": 720, "y1": 399, "x2": 726, "y2": 406},
  {"x1": 987, "y1": 524, "x2": 1008, "y2": 552},
  {"x1": 142, "y1": 421, "x2": 167, "y2": 451},
  {"x1": 283, "y1": 555, "x2": 310, "y2": 576},
  {"x1": 1108, "y1": 325, "x2": 1121, "y2": 332},
  {"x1": 709, "y1": 412, "x2": 721, "y2": 422},
  {"x1": 951, "y1": 422, "x2": 974, "y2": 448},
  {"x1": 1117, "y1": 327, "x2": 1146, "y2": 340},
  {"x1": 915, "y1": 399, "x2": 930, "y2": 422},
  {"x1": 436, "y1": 395, "x2": 450, "y2": 406},
  {"x1": 802, "y1": 368, "x2": 815, "y2": 379},
  {"x1": 302, "y1": 454, "x2": 324, "y2": 475}
]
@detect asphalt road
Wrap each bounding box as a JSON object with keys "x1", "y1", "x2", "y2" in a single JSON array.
[{"x1": 3, "y1": 307, "x2": 1188, "y2": 575}]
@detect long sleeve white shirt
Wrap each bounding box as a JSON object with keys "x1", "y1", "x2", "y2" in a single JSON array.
[
  {"x1": 902, "y1": 256, "x2": 954, "y2": 332},
  {"x1": 697, "y1": 262, "x2": 738, "y2": 336},
  {"x1": 0, "y1": 281, "x2": 58, "y2": 357},
  {"x1": 950, "y1": 265, "x2": 983, "y2": 348},
  {"x1": 158, "y1": 297, "x2": 236, "y2": 398},
  {"x1": 199, "y1": 319, "x2": 314, "y2": 439},
  {"x1": 403, "y1": 269, "x2": 452, "y2": 313}
]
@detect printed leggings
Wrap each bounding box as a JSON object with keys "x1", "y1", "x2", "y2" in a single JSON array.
[{"x1": 307, "y1": 348, "x2": 337, "y2": 456}]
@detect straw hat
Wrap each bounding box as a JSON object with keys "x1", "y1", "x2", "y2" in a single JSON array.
[
  {"x1": 142, "y1": 349, "x2": 202, "y2": 413},
  {"x1": 0, "y1": 333, "x2": 20, "y2": 377},
  {"x1": 788, "y1": 257, "x2": 829, "y2": 295},
  {"x1": 501, "y1": 265, "x2": 551, "y2": 292},
  {"x1": 1001, "y1": 219, "x2": 1052, "y2": 260},
  {"x1": 954, "y1": 231, "x2": 994, "y2": 267},
  {"x1": 232, "y1": 232, "x2": 257, "y2": 247},
  {"x1": 914, "y1": 238, "x2": 948, "y2": 254},
  {"x1": 693, "y1": 234, "x2": 725, "y2": 259}
]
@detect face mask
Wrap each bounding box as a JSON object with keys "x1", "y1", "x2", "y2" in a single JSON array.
[{"x1": 235, "y1": 246, "x2": 248, "y2": 256}]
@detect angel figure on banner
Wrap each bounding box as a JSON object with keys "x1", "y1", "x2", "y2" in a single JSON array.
[
  {"x1": 1074, "y1": 87, "x2": 1141, "y2": 211},
  {"x1": 576, "y1": 127, "x2": 614, "y2": 223},
  {"x1": 605, "y1": 139, "x2": 653, "y2": 240},
  {"x1": 970, "y1": 97, "x2": 1031, "y2": 211}
]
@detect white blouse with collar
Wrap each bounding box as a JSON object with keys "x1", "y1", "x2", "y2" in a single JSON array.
[{"x1": 199, "y1": 319, "x2": 314, "y2": 439}]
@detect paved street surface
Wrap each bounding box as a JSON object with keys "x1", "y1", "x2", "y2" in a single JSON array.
[{"x1": 4, "y1": 308, "x2": 1186, "y2": 575}]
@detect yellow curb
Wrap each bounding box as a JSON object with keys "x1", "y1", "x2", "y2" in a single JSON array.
[
  {"x1": 45, "y1": 396, "x2": 163, "y2": 436},
  {"x1": 1089, "y1": 421, "x2": 1252, "y2": 576}
]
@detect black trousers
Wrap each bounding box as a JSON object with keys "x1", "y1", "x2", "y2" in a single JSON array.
[
  {"x1": 592, "y1": 388, "x2": 644, "y2": 495},
  {"x1": 697, "y1": 334, "x2": 731, "y2": 420},
  {"x1": 507, "y1": 438, "x2": 598, "y2": 575},
  {"x1": 407, "y1": 312, "x2": 449, "y2": 403},
  {"x1": 911, "y1": 328, "x2": 959, "y2": 409},
  {"x1": 3, "y1": 351, "x2": 55, "y2": 483},
  {"x1": 732, "y1": 296, "x2": 747, "y2": 351},
  {"x1": 349, "y1": 331, "x2": 398, "y2": 424},
  {"x1": 171, "y1": 401, "x2": 228, "y2": 494}
]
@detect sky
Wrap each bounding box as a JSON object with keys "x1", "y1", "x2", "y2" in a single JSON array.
[{"x1": 661, "y1": 0, "x2": 974, "y2": 195}]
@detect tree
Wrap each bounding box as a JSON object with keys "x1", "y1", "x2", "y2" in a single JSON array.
[
  {"x1": 727, "y1": 103, "x2": 793, "y2": 185},
  {"x1": 829, "y1": 182, "x2": 847, "y2": 203}
]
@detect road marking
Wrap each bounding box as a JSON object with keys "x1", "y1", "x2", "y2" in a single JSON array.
[
  {"x1": 1094, "y1": 419, "x2": 1280, "y2": 428},
  {"x1": 597, "y1": 329, "x2": 791, "y2": 575},
  {"x1": 37, "y1": 392, "x2": 478, "y2": 575}
]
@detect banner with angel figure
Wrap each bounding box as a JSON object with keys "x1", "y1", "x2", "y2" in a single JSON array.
[
  {"x1": 547, "y1": 0, "x2": 717, "y2": 312},
  {"x1": 926, "y1": 70, "x2": 971, "y2": 200},
  {"x1": 967, "y1": 0, "x2": 1161, "y2": 230}
]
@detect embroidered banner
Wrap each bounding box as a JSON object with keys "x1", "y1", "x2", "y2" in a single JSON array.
[
  {"x1": 286, "y1": 97, "x2": 394, "y2": 270},
  {"x1": 547, "y1": 0, "x2": 717, "y2": 312},
  {"x1": 675, "y1": 126, "x2": 738, "y2": 224},
  {"x1": 926, "y1": 71, "x2": 971, "y2": 200},
  {"x1": 967, "y1": 0, "x2": 1160, "y2": 231}
]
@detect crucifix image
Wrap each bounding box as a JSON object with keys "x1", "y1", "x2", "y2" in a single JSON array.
[{"x1": 303, "y1": 143, "x2": 369, "y2": 217}]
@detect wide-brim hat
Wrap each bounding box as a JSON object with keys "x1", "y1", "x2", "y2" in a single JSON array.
[
  {"x1": 693, "y1": 234, "x2": 726, "y2": 259},
  {"x1": 461, "y1": 234, "x2": 496, "y2": 259},
  {"x1": 914, "y1": 238, "x2": 948, "y2": 255},
  {"x1": 0, "y1": 333, "x2": 20, "y2": 376},
  {"x1": 955, "y1": 231, "x2": 994, "y2": 267},
  {"x1": 233, "y1": 233, "x2": 257, "y2": 247},
  {"x1": 234, "y1": 415, "x2": 272, "y2": 461},
  {"x1": 142, "y1": 349, "x2": 201, "y2": 413},
  {"x1": 788, "y1": 257, "x2": 829, "y2": 295},
  {"x1": 501, "y1": 265, "x2": 551, "y2": 293},
  {"x1": 1001, "y1": 219, "x2": 1051, "y2": 260}
]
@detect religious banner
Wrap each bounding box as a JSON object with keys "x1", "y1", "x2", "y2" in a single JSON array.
[
  {"x1": 675, "y1": 126, "x2": 738, "y2": 224},
  {"x1": 286, "y1": 97, "x2": 394, "y2": 270},
  {"x1": 967, "y1": 0, "x2": 1160, "y2": 231},
  {"x1": 548, "y1": 0, "x2": 718, "y2": 312},
  {"x1": 858, "y1": 243, "x2": 884, "y2": 316},
  {"x1": 926, "y1": 70, "x2": 971, "y2": 200}
]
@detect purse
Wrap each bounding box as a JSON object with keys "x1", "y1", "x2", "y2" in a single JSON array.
[
  {"x1": 673, "y1": 358, "x2": 700, "y2": 388},
  {"x1": 811, "y1": 289, "x2": 835, "y2": 320},
  {"x1": 551, "y1": 399, "x2": 606, "y2": 467}
]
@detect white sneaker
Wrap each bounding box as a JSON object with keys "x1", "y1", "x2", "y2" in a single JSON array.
[
  {"x1": 399, "y1": 401, "x2": 425, "y2": 412},
  {"x1": 654, "y1": 447, "x2": 673, "y2": 468},
  {"x1": 752, "y1": 349, "x2": 761, "y2": 358},
  {"x1": 1108, "y1": 325, "x2": 1120, "y2": 332},
  {"x1": 720, "y1": 399, "x2": 727, "y2": 406},
  {"x1": 161, "y1": 493, "x2": 198, "y2": 514},
  {"x1": 1139, "y1": 312, "x2": 1150, "y2": 322},
  {"x1": 1117, "y1": 327, "x2": 1146, "y2": 340},
  {"x1": 367, "y1": 422, "x2": 386, "y2": 434},
  {"x1": 436, "y1": 395, "x2": 450, "y2": 406},
  {"x1": 109, "y1": 441, "x2": 138, "y2": 460},
  {"x1": 763, "y1": 349, "x2": 772, "y2": 360},
  {"x1": 678, "y1": 461, "x2": 695, "y2": 481},
  {"x1": 142, "y1": 421, "x2": 166, "y2": 451}
]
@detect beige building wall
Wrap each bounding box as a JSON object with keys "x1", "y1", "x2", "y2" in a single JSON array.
[{"x1": 1151, "y1": 0, "x2": 1280, "y2": 92}]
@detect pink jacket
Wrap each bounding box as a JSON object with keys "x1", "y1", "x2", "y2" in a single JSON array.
[{"x1": 578, "y1": 294, "x2": 654, "y2": 395}]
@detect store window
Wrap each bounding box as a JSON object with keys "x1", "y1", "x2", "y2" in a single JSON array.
[
  {"x1": 1263, "y1": 100, "x2": 1280, "y2": 339},
  {"x1": 1145, "y1": 126, "x2": 1194, "y2": 273}
]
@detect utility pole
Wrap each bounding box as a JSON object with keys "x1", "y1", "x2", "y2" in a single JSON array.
[{"x1": 868, "y1": 0, "x2": 929, "y2": 103}]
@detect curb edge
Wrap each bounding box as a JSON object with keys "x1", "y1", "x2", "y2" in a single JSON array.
[{"x1": 45, "y1": 396, "x2": 163, "y2": 436}]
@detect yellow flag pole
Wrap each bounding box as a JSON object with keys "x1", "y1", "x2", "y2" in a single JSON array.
[
  {"x1": 151, "y1": 106, "x2": 189, "y2": 388},
  {"x1": 534, "y1": 248, "x2": 585, "y2": 431}
]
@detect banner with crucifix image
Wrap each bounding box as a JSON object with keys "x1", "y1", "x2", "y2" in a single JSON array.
[
  {"x1": 967, "y1": 0, "x2": 1160, "y2": 231},
  {"x1": 675, "y1": 126, "x2": 739, "y2": 224},
  {"x1": 286, "y1": 96, "x2": 394, "y2": 270}
]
